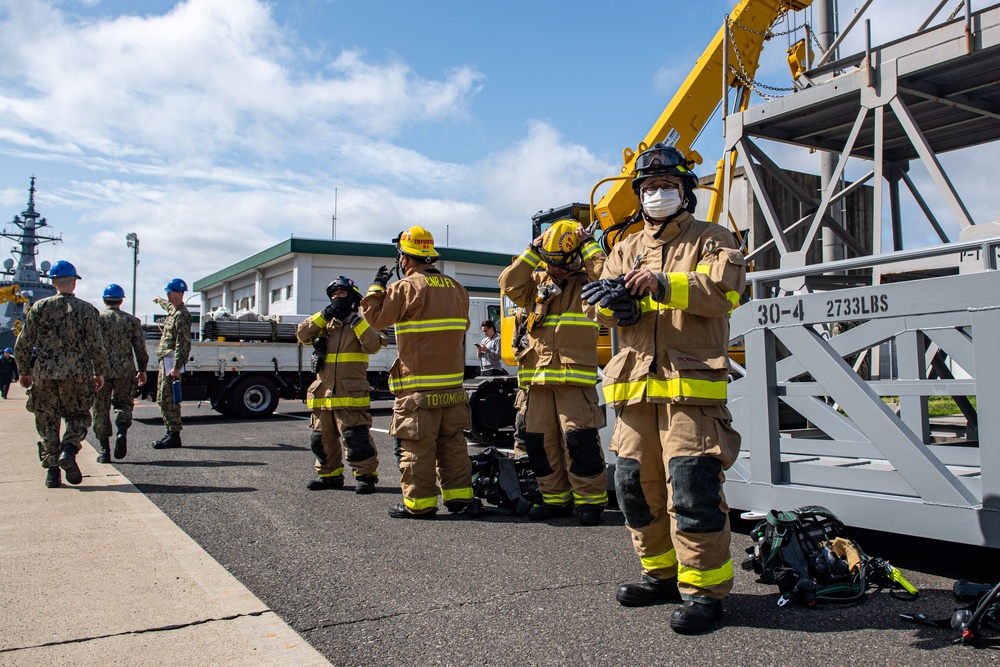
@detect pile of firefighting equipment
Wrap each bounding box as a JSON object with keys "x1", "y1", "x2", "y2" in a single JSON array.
[
  {"x1": 742, "y1": 506, "x2": 918, "y2": 607},
  {"x1": 470, "y1": 447, "x2": 540, "y2": 515}
]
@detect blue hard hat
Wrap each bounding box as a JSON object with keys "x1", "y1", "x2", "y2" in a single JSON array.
[
  {"x1": 49, "y1": 260, "x2": 82, "y2": 279},
  {"x1": 103, "y1": 284, "x2": 126, "y2": 299},
  {"x1": 165, "y1": 278, "x2": 188, "y2": 293},
  {"x1": 3, "y1": 348, "x2": 12, "y2": 354}
]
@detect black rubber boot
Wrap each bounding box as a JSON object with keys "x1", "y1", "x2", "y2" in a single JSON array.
[
  {"x1": 388, "y1": 503, "x2": 436, "y2": 520},
  {"x1": 58, "y1": 444, "x2": 83, "y2": 485},
  {"x1": 96, "y1": 438, "x2": 111, "y2": 464},
  {"x1": 354, "y1": 475, "x2": 377, "y2": 495},
  {"x1": 445, "y1": 498, "x2": 483, "y2": 518},
  {"x1": 152, "y1": 431, "x2": 182, "y2": 449},
  {"x1": 527, "y1": 503, "x2": 573, "y2": 521},
  {"x1": 306, "y1": 476, "x2": 344, "y2": 491},
  {"x1": 578, "y1": 507, "x2": 604, "y2": 526},
  {"x1": 669, "y1": 598, "x2": 724, "y2": 634},
  {"x1": 45, "y1": 467, "x2": 62, "y2": 488},
  {"x1": 616, "y1": 575, "x2": 682, "y2": 607},
  {"x1": 114, "y1": 425, "x2": 128, "y2": 459}
]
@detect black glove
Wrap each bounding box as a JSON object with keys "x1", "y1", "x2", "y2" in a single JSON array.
[
  {"x1": 610, "y1": 299, "x2": 640, "y2": 327},
  {"x1": 582, "y1": 278, "x2": 630, "y2": 308},
  {"x1": 322, "y1": 303, "x2": 337, "y2": 321},
  {"x1": 374, "y1": 265, "x2": 392, "y2": 288}
]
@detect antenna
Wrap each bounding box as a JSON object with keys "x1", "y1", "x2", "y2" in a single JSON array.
[{"x1": 332, "y1": 187, "x2": 338, "y2": 240}]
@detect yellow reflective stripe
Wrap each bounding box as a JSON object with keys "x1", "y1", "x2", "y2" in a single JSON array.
[
  {"x1": 307, "y1": 396, "x2": 371, "y2": 409},
  {"x1": 404, "y1": 496, "x2": 439, "y2": 511},
  {"x1": 647, "y1": 377, "x2": 727, "y2": 401},
  {"x1": 542, "y1": 491, "x2": 572, "y2": 504},
  {"x1": 640, "y1": 549, "x2": 679, "y2": 572},
  {"x1": 581, "y1": 240, "x2": 602, "y2": 260},
  {"x1": 353, "y1": 318, "x2": 370, "y2": 336},
  {"x1": 573, "y1": 491, "x2": 608, "y2": 505},
  {"x1": 726, "y1": 290, "x2": 740, "y2": 313},
  {"x1": 695, "y1": 264, "x2": 712, "y2": 275},
  {"x1": 518, "y1": 368, "x2": 598, "y2": 386},
  {"x1": 534, "y1": 314, "x2": 599, "y2": 329},
  {"x1": 666, "y1": 272, "x2": 689, "y2": 310},
  {"x1": 603, "y1": 380, "x2": 646, "y2": 403},
  {"x1": 312, "y1": 313, "x2": 328, "y2": 328},
  {"x1": 442, "y1": 486, "x2": 473, "y2": 502},
  {"x1": 323, "y1": 352, "x2": 369, "y2": 364},
  {"x1": 603, "y1": 377, "x2": 728, "y2": 402},
  {"x1": 318, "y1": 467, "x2": 344, "y2": 478},
  {"x1": 352, "y1": 471, "x2": 378, "y2": 479},
  {"x1": 598, "y1": 305, "x2": 614, "y2": 318},
  {"x1": 520, "y1": 248, "x2": 542, "y2": 268},
  {"x1": 366, "y1": 285, "x2": 385, "y2": 296},
  {"x1": 678, "y1": 559, "x2": 734, "y2": 589},
  {"x1": 388, "y1": 372, "x2": 465, "y2": 392},
  {"x1": 395, "y1": 318, "x2": 468, "y2": 334}
]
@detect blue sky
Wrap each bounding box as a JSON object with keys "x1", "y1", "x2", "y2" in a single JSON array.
[{"x1": 0, "y1": 0, "x2": 988, "y2": 320}]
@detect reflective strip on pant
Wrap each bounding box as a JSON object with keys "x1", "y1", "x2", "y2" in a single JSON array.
[
  {"x1": 573, "y1": 490, "x2": 608, "y2": 506},
  {"x1": 641, "y1": 548, "x2": 679, "y2": 573},
  {"x1": 542, "y1": 490, "x2": 572, "y2": 505},
  {"x1": 319, "y1": 467, "x2": 344, "y2": 478},
  {"x1": 404, "y1": 495, "x2": 439, "y2": 511},
  {"x1": 678, "y1": 558, "x2": 734, "y2": 589},
  {"x1": 441, "y1": 486, "x2": 473, "y2": 502}
]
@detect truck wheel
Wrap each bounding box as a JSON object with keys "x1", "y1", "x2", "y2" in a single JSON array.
[{"x1": 230, "y1": 376, "x2": 279, "y2": 419}]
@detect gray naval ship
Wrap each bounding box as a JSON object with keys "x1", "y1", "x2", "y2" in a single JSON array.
[{"x1": 0, "y1": 178, "x2": 62, "y2": 350}]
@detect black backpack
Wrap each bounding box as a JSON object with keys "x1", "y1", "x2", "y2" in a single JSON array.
[
  {"x1": 742, "y1": 505, "x2": 917, "y2": 607},
  {"x1": 470, "y1": 447, "x2": 539, "y2": 515}
]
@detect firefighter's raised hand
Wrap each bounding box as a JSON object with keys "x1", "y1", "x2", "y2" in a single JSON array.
[{"x1": 374, "y1": 265, "x2": 392, "y2": 288}]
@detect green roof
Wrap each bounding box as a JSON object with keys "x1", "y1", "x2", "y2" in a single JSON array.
[{"x1": 194, "y1": 238, "x2": 515, "y2": 291}]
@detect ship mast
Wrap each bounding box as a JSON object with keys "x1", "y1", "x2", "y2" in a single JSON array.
[{"x1": 1, "y1": 177, "x2": 62, "y2": 283}]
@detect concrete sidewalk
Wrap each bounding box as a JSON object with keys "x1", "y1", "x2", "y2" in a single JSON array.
[{"x1": 0, "y1": 384, "x2": 331, "y2": 667}]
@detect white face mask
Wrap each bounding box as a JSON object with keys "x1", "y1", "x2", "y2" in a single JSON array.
[{"x1": 642, "y1": 187, "x2": 682, "y2": 220}]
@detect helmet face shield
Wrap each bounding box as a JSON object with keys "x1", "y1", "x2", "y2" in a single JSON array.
[
  {"x1": 539, "y1": 220, "x2": 583, "y2": 270},
  {"x1": 634, "y1": 145, "x2": 688, "y2": 173}
]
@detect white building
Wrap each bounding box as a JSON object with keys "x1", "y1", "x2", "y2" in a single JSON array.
[{"x1": 194, "y1": 237, "x2": 515, "y2": 318}]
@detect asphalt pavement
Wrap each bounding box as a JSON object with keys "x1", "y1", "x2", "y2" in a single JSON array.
[{"x1": 3, "y1": 388, "x2": 999, "y2": 666}]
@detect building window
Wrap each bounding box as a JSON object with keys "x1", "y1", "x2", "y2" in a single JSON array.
[
  {"x1": 271, "y1": 288, "x2": 281, "y2": 303},
  {"x1": 285, "y1": 285, "x2": 293, "y2": 300}
]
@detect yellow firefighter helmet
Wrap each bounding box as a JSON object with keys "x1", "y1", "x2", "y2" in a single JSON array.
[{"x1": 394, "y1": 225, "x2": 439, "y2": 261}]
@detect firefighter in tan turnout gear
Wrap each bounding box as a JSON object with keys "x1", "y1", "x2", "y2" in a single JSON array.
[
  {"x1": 297, "y1": 276, "x2": 386, "y2": 494},
  {"x1": 583, "y1": 144, "x2": 746, "y2": 634},
  {"x1": 499, "y1": 220, "x2": 608, "y2": 525},
  {"x1": 361, "y1": 226, "x2": 482, "y2": 519}
]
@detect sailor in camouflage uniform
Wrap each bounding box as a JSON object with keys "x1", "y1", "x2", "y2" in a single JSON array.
[
  {"x1": 152, "y1": 278, "x2": 192, "y2": 449},
  {"x1": 92, "y1": 284, "x2": 149, "y2": 462},
  {"x1": 14, "y1": 260, "x2": 107, "y2": 488}
]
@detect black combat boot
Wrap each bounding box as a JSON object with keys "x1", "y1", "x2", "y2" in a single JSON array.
[
  {"x1": 616, "y1": 575, "x2": 681, "y2": 607},
  {"x1": 527, "y1": 503, "x2": 573, "y2": 521},
  {"x1": 388, "y1": 504, "x2": 437, "y2": 520},
  {"x1": 669, "y1": 598, "x2": 724, "y2": 634},
  {"x1": 114, "y1": 425, "x2": 128, "y2": 459},
  {"x1": 96, "y1": 438, "x2": 111, "y2": 464},
  {"x1": 354, "y1": 475, "x2": 378, "y2": 495},
  {"x1": 45, "y1": 467, "x2": 62, "y2": 488},
  {"x1": 152, "y1": 431, "x2": 182, "y2": 449},
  {"x1": 445, "y1": 498, "x2": 483, "y2": 518},
  {"x1": 58, "y1": 444, "x2": 83, "y2": 485},
  {"x1": 578, "y1": 507, "x2": 604, "y2": 526},
  {"x1": 306, "y1": 475, "x2": 344, "y2": 491}
]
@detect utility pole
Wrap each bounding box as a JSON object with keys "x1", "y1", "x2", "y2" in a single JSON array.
[
  {"x1": 126, "y1": 233, "x2": 139, "y2": 317},
  {"x1": 332, "y1": 188, "x2": 338, "y2": 240}
]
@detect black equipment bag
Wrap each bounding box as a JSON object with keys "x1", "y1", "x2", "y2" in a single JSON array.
[
  {"x1": 470, "y1": 447, "x2": 539, "y2": 515},
  {"x1": 742, "y1": 505, "x2": 917, "y2": 607}
]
